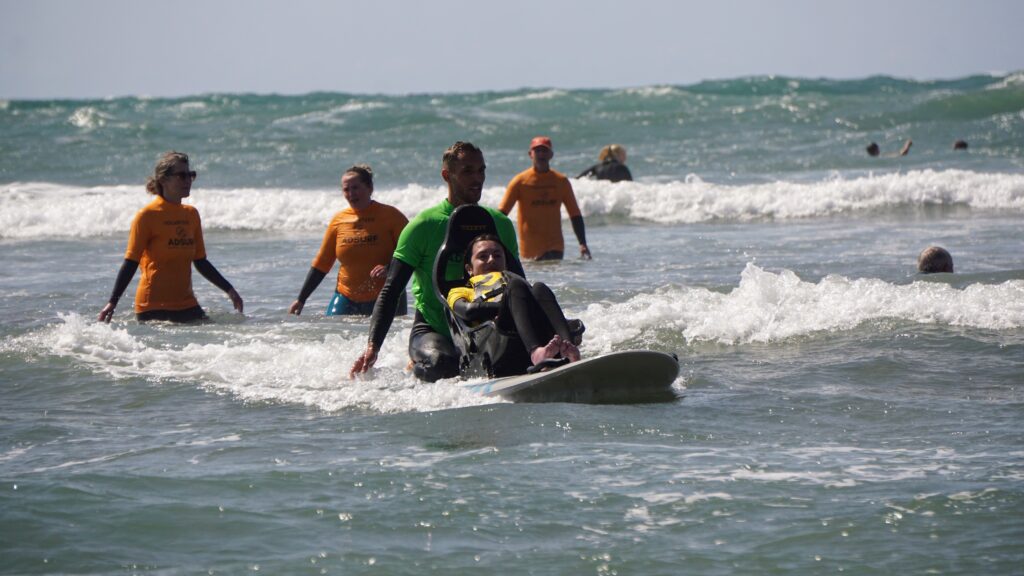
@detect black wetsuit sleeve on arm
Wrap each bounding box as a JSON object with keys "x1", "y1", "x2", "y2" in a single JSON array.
[
  {"x1": 570, "y1": 215, "x2": 587, "y2": 246},
  {"x1": 108, "y1": 259, "x2": 139, "y2": 305},
  {"x1": 452, "y1": 299, "x2": 502, "y2": 323},
  {"x1": 367, "y1": 259, "x2": 414, "y2": 350},
  {"x1": 296, "y1": 267, "x2": 327, "y2": 303},
  {"x1": 193, "y1": 258, "x2": 234, "y2": 293}
]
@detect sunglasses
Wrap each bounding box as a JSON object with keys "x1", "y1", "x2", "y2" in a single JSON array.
[{"x1": 166, "y1": 170, "x2": 198, "y2": 181}]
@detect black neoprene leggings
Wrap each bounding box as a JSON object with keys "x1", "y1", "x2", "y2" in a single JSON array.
[
  {"x1": 496, "y1": 275, "x2": 573, "y2": 353},
  {"x1": 408, "y1": 310, "x2": 460, "y2": 382}
]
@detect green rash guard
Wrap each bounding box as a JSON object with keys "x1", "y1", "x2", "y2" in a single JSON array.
[{"x1": 393, "y1": 199, "x2": 519, "y2": 337}]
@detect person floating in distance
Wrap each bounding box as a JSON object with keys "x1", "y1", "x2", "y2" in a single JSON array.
[
  {"x1": 349, "y1": 141, "x2": 521, "y2": 382},
  {"x1": 953, "y1": 140, "x2": 968, "y2": 151},
  {"x1": 499, "y1": 136, "x2": 591, "y2": 261},
  {"x1": 917, "y1": 246, "x2": 954, "y2": 274},
  {"x1": 98, "y1": 151, "x2": 243, "y2": 323},
  {"x1": 578, "y1": 144, "x2": 632, "y2": 183},
  {"x1": 866, "y1": 139, "x2": 912, "y2": 157},
  {"x1": 289, "y1": 164, "x2": 408, "y2": 317}
]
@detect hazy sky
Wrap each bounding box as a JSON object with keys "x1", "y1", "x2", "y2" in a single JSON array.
[{"x1": 2, "y1": 0, "x2": 1022, "y2": 99}]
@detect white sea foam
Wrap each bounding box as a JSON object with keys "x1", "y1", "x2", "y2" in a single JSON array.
[
  {"x1": 13, "y1": 263, "x2": 1021, "y2": 413},
  {"x1": 618, "y1": 86, "x2": 682, "y2": 98},
  {"x1": 986, "y1": 71, "x2": 1024, "y2": 90},
  {"x1": 174, "y1": 101, "x2": 208, "y2": 113},
  {"x1": 579, "y1": 264, "x2": 1024, "y2": 351},
  {"x1": 489, "y1": 89, "x2": 569, "y2": 105},
  {"x1": 271, "y1": 101, "x2": 390, "y2": 127},
  {"x1": 570, "y1": 169, "x2": 1024, "y2": 223},
  {"x1": 3, "y1": 169, "x2": 1020, "y2": 239},
  {"x1": 67, "y1": 106, "x2": 111, "y2": 130},
  {"x1": 0, "y1": 182, "x2": 446, "y2": 238},
  {"x1": 16, "y1": 313, "x2": 492, "y2": 414}
]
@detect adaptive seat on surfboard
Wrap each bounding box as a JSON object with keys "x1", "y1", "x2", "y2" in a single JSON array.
[{"x1": 431, "y1": 205, "x2": 526, "y2": 376}]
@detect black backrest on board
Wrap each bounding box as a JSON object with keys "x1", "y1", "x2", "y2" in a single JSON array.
[
  {"x1": 432, "y1": 205, "x2": 522, "y2": 372},
  {"x1": 432, "y1": 205, "x2": 500, "y2": 307}
]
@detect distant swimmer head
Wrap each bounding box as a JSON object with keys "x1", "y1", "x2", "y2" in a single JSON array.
[
  {"x1": 953, "y1": 139, "x2": 968, "y2": 151},
  {"x1": 341, "y1": 163, "x2": 374, "y2": 211},
  {"x1": 866, "y1": 142, "x2": 880, "y2": 157},
  {"x1": 146, "y1": 151, "x2": 195, "y2": 201},
  {"x1": 917, "y1": 246, "x2": 954, "y2": 274}
]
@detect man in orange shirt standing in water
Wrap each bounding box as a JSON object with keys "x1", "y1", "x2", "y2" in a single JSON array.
[{"x1": 499, "y1": 136, "x2": 592, "y2": 261}]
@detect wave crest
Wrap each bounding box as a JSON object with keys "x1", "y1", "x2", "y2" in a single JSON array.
[{"x1": 2, "y1": 170, "x2": 1022, "y2": 238}]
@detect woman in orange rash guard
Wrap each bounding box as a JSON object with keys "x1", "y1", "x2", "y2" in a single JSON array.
[
  {"x1": 97, "y1": 151, "x2": 243, "y2": 323},
  {"x1": 288, "y1": 164, "x2": 409, "y2": 316}
]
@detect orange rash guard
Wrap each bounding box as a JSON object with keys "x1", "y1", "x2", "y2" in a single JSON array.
[
  {"x1": 125, "y1": 196, "x2": 206, "y2": 313},
  {"x1": 498, "y1": 168, "x2": 582, "y2": 259},
  {"x1": 311, "y1": 201, "x2": 408, "y2": 302}
]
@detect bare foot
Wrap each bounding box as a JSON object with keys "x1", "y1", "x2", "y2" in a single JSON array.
[
  {"x1": 559, "y1": 339, "x2": 581, "y2": 362},
  {"x1": 530, "y1": 336, "x2": 563, "y2": 366}
]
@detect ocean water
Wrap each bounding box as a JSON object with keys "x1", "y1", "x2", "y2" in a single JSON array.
[{"x1": 2, "y1": 74, "x2": 1023, "y2": 574}]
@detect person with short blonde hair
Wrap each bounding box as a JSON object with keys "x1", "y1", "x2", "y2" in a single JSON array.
[{"x1": 579, "y1": 143, "x2": 632, "y2": 183}]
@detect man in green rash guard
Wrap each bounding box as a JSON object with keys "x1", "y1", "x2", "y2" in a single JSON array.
[{"x1": 349, "y1": 141, "x2": 522, "y2": 382}]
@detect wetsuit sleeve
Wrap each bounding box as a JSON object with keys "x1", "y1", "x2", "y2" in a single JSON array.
[
  {"x1": 452, "y1": 299, "x2": 502, "y2": 323},
  {"x1": 570, "y1": 215, "x2": 587, "y2": 246},
  {"x1": 193, "y1": 258, "x2": 234, "y2": 293},
  {"x1": 367, "y1": 258, "x2": 414, "y2": 349},
  {"x1": 577, "y1": 164, "x2": 597, "y2": 179},
  {"x1": 296, "y1": 267, "x2": 327, "y2": 304},
  {"x1": 107, "y1": 258, "x2": 139, "y2": 305}
]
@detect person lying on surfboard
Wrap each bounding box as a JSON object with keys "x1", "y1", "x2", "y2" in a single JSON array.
[{"x1": 446, "y1": 234, "x2": 581, "y2": 376}]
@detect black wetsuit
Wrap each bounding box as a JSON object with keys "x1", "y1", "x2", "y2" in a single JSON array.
[
  {"x1": 577, "y1": 159, "x2": 632, "y2": 183},
  {"x1": 452, "y1": 273, "x2": 574, "y2": 377}
]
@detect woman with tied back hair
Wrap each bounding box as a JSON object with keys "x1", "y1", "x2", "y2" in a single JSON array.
[
  {"x1": 578, "y1": 144, "x2": 632, "y2": 183},
  {"x1": 289, "y1": 164, "x2": 409, "y2": 316},
  {"x1": 98, "y1": 151, "x2": 243, "y2": 323}
]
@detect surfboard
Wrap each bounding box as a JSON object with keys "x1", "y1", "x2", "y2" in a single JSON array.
[{"x1": 463, "y1": 350, "x2": 680, "y2": 404}]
